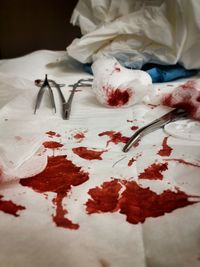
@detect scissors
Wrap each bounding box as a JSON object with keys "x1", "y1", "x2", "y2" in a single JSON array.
[{"x1": 122, "y1": 108, "x2": 188, "y2": 152}]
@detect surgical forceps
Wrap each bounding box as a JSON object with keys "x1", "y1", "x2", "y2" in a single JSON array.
[
  {"x1": 122, "y1": 108, "x2": 188, "y2": 152},
  {"x1": 60, "y1": 78, "x2": 93, "y2": 119},
  {"x1": 34, "y1": 74, "x2": 56, "y2": 114},
  {"x1": 34, "y1": 75, "x2": 93, "y2": 119}
]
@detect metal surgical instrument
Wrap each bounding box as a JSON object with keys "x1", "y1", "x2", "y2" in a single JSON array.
[{"x1": 34, "y1": 74, "x2": 56, "y2": 114}]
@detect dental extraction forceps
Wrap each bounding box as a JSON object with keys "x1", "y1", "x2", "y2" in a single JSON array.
[
  {"x1": 50, "y1": 78, "x2": 92, "y2": 120},
  {"x1": 34, "y1": 74, "x2": 56, "y2": 114},
  {"x1": 34, "y1": 76, "x2": 93, "y2": 119},
  {"x1": 122, "y1": 108, "x2": 188, "y2": 153}
]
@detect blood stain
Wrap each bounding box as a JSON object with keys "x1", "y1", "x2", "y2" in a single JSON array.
[
  {"x1": 128, "y1": 154, "x2": 141, "y2": 167},
  {"x1": 73, "y1": 132, "x2": 85, "y2": 141},
  {"x1": 128, "y1": 158, "x2": 136, "y2": 166},
  {"x1": 86, "y1": 180, "x2": 122, "y2": 214},
  {"x1": 43, "y1": 141, "x2": 63, "y2": 149},
  {"x1": 72, "y1": 147, "x2": 106, "y2": 160},
  {"x1": 102, "y1": 85, "x2": 132, "y2": 107},
  {"x1": 0, "y1": 195, "x2": 25, "y2": 217},
  {"x1": 119, "y1": 181, "x2": 199, "y2": 224},
  {"x1": 162, "y1": 80, "x2": 200, "y2": 119},
  {"x1": 98, "y1": 131, "x2": 129, "y2": 146},
  {"x1": 86, "y1": 180, "x2": 200, "y2": 224},
  {"x1": 114, "y1": 67, "x2": 120, "y2": 72},
  {"x1": 165, "y1": 158, "x2": 200, "y2": 168},
  {"x1": 138, "y1": 163, "x2": 168, "y2": 180},
  {"x1": 20, "y1": 155, "x2": 89, "y2": 229},
  {"x1": 158, "y1": 137, "x2": 173, "y2": 156},
  {"x1": 131, "y1": 126, "x2": 139, "y2": 131},
  {"x1": 46, "y1": 131, "x2": 61, "y2": 137}
]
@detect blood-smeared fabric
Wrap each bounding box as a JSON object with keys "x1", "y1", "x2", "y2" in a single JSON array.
[
  {"x1": 86, "y1": 180, "x2": 199, "y2": 224},
  {"x1": 20, "y1": 155, "x2": 89, "y2": 229}
]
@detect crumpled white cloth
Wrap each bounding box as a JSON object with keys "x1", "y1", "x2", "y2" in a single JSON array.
[{"x1": 67, "y1": 0, "x2": 200, "y2": 69}]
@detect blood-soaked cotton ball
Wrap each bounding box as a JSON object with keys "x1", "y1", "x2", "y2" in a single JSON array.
[
  {"x1": 91, "y1": 57, "x2": 152, "y2": 108},
  {"x1": 162, "y1": 80, "x2": 200, "y2": 120}
]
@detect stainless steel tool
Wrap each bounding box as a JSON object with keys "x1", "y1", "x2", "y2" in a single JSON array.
[
  {"x1": 122, "y1": 108, "x2": 188, "y2": 152},
  {"x1": 34, "y1": 74, "x2": 56, "y2": 114},
  {"x1": 34, "y1": 76, "x2": 93, "y2": 119}
]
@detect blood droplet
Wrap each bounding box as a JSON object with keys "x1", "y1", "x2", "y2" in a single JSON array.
[
  {"x1": 72, "y1": 147, "x2": 106, "y2": 160},
  {"x1": 0, "y1": 195, "x2": 25, "y2": 217},
  {"x1": 73, "y1": 132, "x2": 85, "y2": 140},
  {"x1": 138, "y1": 162, "x2": 168, "y2": 180},
  {"x1": 158, "y1": 137, "x2": 173, "y2": 156},
  {"x1": 46, "y1": 131, "x2": 61, "y2": 137},
  {"x1": 20, "y1": 155, "x2": 89, "y2": 229},
  {"x1": 98, "y1": 131, "x2": 129, "y2": 146},
  {"x1": 43, "y1": 141, "x2": 63, "y2": 149},
  {"x1": 114, "y1": 67, "x2": 121, "y2": 72},
  {"x1": 131, "y1": 126, "x2": 139, "y2": 131},
  {"x1": 128, "y1": 158, "x2": 136, "y2": 166}
]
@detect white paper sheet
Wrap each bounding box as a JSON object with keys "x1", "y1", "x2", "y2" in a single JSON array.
[{"x1": 0, "y1": 50, "x2": 200, "y2": 267}]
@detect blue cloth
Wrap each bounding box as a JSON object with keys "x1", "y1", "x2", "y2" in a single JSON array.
[
  {"x1": 82, "y1": 63, "x2": 198, "y2": 83},
  {"x1": 143, "y1": 64, "x2": 198, "y2": 83}
]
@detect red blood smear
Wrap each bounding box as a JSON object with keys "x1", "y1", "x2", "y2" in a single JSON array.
[
  {"x1": 165, "y1": 158, "x2": 200, "y2": 168},
  {"x1": 158, "y1": 137, "x2": 173, "y2": 156},
  {"x1": 0, "y1": 195, "x2": 25, "y2": 217},
  {"x1": 180, "y1": 80, "x2": 196, "y2": 89},
  {"x1": 128, "y1": 154, "x2": 141, "y2": 166},
  {"x1": 20, "y1": 155, "x2": 89, "y2": 229},
  {"x1": 98, "y1": 131, "x2": 129, "y2": 146},
  {"x1": 46, "y1": 131, "x2": 61, "y2": 137},
  {"x1": 115, "y1": 67, "x2": 121, "y2": 72},
  {"x1": 43, "y1": 141, "x2": 63, "y2": 149},
  {"x1": 72, "y1": 147, "x2": 106, "y2": 160},
  {"x1": 138, "y1": 163, "x2": 168, "y2": 180},
  {"x1": 128, "y1": 158, "x2": 136, "y2": 166},
  {"x1": 52, "y1": 192, "x2": 79, "y2": 229},
  {"x1": 73, "y1": 132, "x2": 85, "y2": 140},
  {"x1": 131, "y1": 126, "x2": 139, "y2": 131},
  {"x1": 163, "y1": 92, "x2": 197, "y2": 116},
  {"x1": 103, "y1": 85, "x2": 132, "y2": 107},
  {"x1": 162, "y1": 86, "x2": 197, "y2": 117},
  {"x1": 119, "y1": 181, "x2": 199, "y2": 224},
  {"x1": 86, "y1": 180, "x2": 122, "y2": 214},
  {"x1": 86, "y1": 180, "x2": 199, "y2": 224}
]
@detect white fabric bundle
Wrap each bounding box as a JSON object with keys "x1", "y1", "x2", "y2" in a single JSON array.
[{"x1": 67, "y1": 0, "x2": 200, "y2": 69}]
